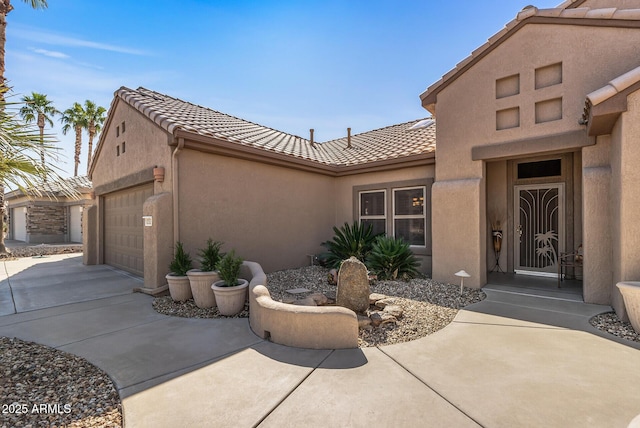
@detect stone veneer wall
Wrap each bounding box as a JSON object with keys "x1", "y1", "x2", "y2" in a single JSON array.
[{"x1": 27, "y1": 204, "x2": 67, "y2": 238}]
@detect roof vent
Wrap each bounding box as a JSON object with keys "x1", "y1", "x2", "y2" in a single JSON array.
[
  {"x1": 310, "y1": 129, "x2": 315, "y2": 147},
  {"x1": 407, "y1": 119, "x2": 435, "y2": 131},
  {"x1": 347, "y1": 128, "x2": 352, "y2": 149}
]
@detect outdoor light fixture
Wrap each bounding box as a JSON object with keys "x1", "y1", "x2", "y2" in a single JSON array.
[
  {"x1": 455, "y1": 270, "x2": 471, "y2": 307},
  {"x1": 455, "y1": 270, "x2": 470, "y2": 291}
]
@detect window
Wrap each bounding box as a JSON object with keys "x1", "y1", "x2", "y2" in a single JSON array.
[
  {"x1": 393, "y1": 187, "x2": 426, "y2": 246},
  {"x1": 359, "y1": 190, "x2": 386, "y2": 236},
  {"x1": 355, "y1": 180, "x2": 431, "y2": 252}
]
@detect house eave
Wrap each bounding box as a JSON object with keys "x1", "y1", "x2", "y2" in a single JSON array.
[{"x1": 472, "y1": 130, "x2": 593, "y2": 161}]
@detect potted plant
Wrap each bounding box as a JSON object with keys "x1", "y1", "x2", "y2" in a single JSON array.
[
  {"x1": 211, "y1": 250, "x2": 249, "y2": 316},
  {"x1": 166, "y1": 242, "x2": 193, "y2": 302},
  {"x1": 188, "y1": 239, "x2": 223, "y2": 309}
]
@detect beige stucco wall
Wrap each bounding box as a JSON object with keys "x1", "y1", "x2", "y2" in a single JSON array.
[
  {"x1": 91, "y1": 101, "x2": 173, "y2": 194},
  {"x1": 608, "y1": 90, "x2": 640, "y2": 318},
  {"x1": 177, "y1": 148, "x2": 335, "y2": 273},
  {"x1": 582, "y1": 136, "x2": 612, "y2": 305},
  {"x1": 486, "y1": 161, "x2": 508, "y2": 273},
  {"x1": 430, "y1": 22, "x2": 640, "y2": 288}
]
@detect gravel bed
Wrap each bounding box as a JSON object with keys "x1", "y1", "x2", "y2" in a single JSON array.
[
  {"x1": 589, "y1": 312, "x2": 640, "y2": 343},
  {"x1": 152, "y1": 297, "x2": 249, "y2": 318},
  {"x1": 266, "y1": 266, "x2": 485, "y2": 347},
  {"x1": 0, "y1": 337, "x2": 122, "y2": 428},
  {"x1": 151, "y1": 265, "x2": 640, "y2": 348}
]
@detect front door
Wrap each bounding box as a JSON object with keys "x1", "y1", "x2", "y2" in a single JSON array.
[{"x1": 514, "y1": 184, "x2": 564, "y2": 276}]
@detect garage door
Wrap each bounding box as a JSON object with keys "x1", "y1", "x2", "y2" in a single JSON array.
[
  {"x1": 12, "y1": 207, "x2": 27, "y2": 242},
  {"x1": 103, "y1": 184, "x2": 153, "y2": 276},
  {"x1": 69, "y1": 205, "x2": 83, "y2": 243}
]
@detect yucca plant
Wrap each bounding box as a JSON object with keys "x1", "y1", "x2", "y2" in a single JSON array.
[
  {"x1": 366, "y1": 236, "x2": 421, "y2": 281},
  {"x1": 320, "y1": 221, "x2": 379, "y2": 269}
]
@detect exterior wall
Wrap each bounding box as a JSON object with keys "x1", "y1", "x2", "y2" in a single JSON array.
[
  {"x1": 582, "y1": 135, "x2": 612, "y2": 305},
  {"x1": 609, "y1": 90, "x2": 640, "y2": 318},
  {"x1": 486, "y1": 161, "x2": 508, "y2": 273},
  {"x1": 177, "y1": 148, "x2": 335, "y2": 273},
  {"x1": 91, "y1": 102, "x2": 174, "y2": 268},
  {"x1": 430, "y1": 22, "x2": 640, "y2": 288},
  {"x1": 91, "y1": 101, "x2": 173, "y2": 194},
  {"x1": 334, "y1": 164, "x2": 435, "y2": 274},
  {"x1": 7, "y1": 194, "x2": 93, "y2": 244},
  {"x1": 27, "y1": 204, "x2": 66, "y2": 243}
]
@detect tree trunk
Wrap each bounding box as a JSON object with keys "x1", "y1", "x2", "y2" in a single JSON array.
[
  {"x1": 38, "y1": 112, "x2": 45, "y2": 182},
  {"x1": 87, "y1": 122, "x2": 95, "y2": 175},
  {"x1": 0, "y1": 1, "x2": 13, "y2": 253},
  {"x1": 74, "y1": 125, "x2": 82, "y2": 177},
  {"x1": 0, "y1": 0, "x2": 11, "y2": 91}
]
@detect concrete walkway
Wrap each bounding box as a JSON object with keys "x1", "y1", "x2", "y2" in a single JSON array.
[{"x1": 1, "y1": 255, "x2": 639, "y2": 427}]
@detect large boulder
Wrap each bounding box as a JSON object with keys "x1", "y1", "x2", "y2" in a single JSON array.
[{"x1": 337, "y1": 257, "x2": 370, "y2": 313}]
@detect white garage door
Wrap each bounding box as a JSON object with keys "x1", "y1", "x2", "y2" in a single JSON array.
[
  {"x1": 70, "y1": 205, "x2": 83, "y2": 243},
  {"x1": 12, "y1": 207, "x2": 27, "y2": 242},
  {"x1": 103, "y1": 184, "x2": 153, "y2": 276}
]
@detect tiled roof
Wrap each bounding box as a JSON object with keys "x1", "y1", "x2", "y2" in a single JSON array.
[
  {"x1": 6, "y1": 175, "x2": 92, "y2": 199},
  {"x1": 586, "y1": 64, "x2": 640, "y2": 107},
  {"x1": 322, "y1": 119, "x2": 436, "y2": 166},
  {"x1": 114, "y1": 87, "x2": 436, "y2": 167},
  {"x1": 421, "y1": 5, "x2": 640, "y2": 112}
]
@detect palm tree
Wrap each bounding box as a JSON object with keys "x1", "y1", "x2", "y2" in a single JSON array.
[
  {"x1": 19, "y1": 92, "x2": 59, "y2": 180},
  {"x1": 82, "y1": 100, "x2": 106, "y2": 174},
  {"x1": 0, "y1": 85, "x2": 74, "y2": 253},
  {"x1": 60, "y1": 103, "x2": 86, "y2": 177},
  {"x1": 0, "y1": 1, "x2": 48, "y2": 86}
]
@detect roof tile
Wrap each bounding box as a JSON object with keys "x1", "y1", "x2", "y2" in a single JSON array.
[{"x1": 114, "y1": 87, "x2": 436, "y2": 167}]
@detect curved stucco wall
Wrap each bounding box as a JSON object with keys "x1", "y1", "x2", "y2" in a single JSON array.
[{"x1": 243, "y1": 261, "x2": 359, "y2": 350}]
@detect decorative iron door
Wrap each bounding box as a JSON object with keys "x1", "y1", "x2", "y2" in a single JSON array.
[{"x1": 514, "y1": 184, "x2": 564, "y2": 276}]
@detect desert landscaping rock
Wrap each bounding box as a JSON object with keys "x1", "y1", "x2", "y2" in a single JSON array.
[
  {"x1": 0, "y1": 337, "x2": 122, "y2": 428},
  {"x1": 383, "y1": 304, "x2": 403, "y2": 318},
  {"x1": 369, "y1": 293, "x2": 387, "y2": 304},
  {"x1": 336, "y1": 257, "x2": 371, "y2": 313},
  {"x1": 292, "y1": 297, "x2": 317, "y2": 306},
  {"x1": 590, "y1": 312, "x2": 640, "y2": 343}
]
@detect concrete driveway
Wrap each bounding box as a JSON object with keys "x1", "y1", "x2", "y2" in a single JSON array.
[{"x1": 0, "y1": 254, "x2": 639, "y2": 427}]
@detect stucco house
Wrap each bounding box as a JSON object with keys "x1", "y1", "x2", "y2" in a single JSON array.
[
  {"x1": 86, "y1": 87, "x2": 436, "y2": 294},
  {"x1": 6, "y1": 175, "x2": 93, "y2": 244},
  {"x1": 87, "y1": 0, "x2": 640, "y2": 322},
  {"x1": 421, "y1": 0, "x2": 640, "y2": 319}
]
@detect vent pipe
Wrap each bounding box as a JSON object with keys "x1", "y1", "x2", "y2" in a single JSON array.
[
  {"x1": 310, "y1": 129, "x2": 315, "y2": 147},
  {"x1": 347, "y1": 128, "x2": 352, "y2": 149}
]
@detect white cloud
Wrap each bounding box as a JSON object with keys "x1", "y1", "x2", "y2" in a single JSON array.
[
  {"x1": 11, "y1": 25, "x2": 149, "y2": 56},
  {"x1": 31, "y1": 48, "x2": 70, "y2": 59}
]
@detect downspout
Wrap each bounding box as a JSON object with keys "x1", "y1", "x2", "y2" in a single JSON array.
[{"x1": 172, "y1": 137, "x2": 185, "y2": 244}]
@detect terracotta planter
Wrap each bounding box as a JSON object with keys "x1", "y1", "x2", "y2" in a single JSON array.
[
  {"x1": 212, "y1": 279, "x2": 249, "y2": 316},
  {"x1": 188, "y1": 269, "x2": 220, "y2": 308},
  {"x1": 166, "y1": 274, "x2": 192, "y2": 302},
  {"x1": 616, "y1": 282, "x2": 640, "y2": 334}
]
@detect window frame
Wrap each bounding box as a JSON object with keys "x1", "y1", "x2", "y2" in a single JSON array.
[
  {"x1": 358, "y1": 189, "x2": 387, "y2": 237},
  {"x1": 392, "y1": 186, "x2": 427, "y2": 248},
  {"x1": 353, "y1": 178, "x2": 433, "y2": 256}
]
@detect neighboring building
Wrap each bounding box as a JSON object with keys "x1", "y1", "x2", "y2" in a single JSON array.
[
  {"x1": 420, "y1": 0, "x2": 640, "y2": 318},
  {"x1": 6, "y1": 176, "x2": 93, "y2": 244},
  {"x1": 87, "y1": 87, "x2": 435, "y2": 293}
]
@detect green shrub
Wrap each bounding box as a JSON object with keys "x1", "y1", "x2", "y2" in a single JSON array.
[
  {"x1": 198, "y1": 238, "x2": 223, "y2": 272},
  {"x1": 321, "y1": 221, "x2": 379, "y2": 269},
  {"x1": 215, "y1": 249, "x2": 243, "y2": 286},
  {"x1": 366, "y1": 236, "x2": 421, "y2": 280},
  {"x1": 169, "y1": 242, "x2": 193, "y2": 276}
]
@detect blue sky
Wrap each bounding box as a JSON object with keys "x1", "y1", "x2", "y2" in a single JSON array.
[{"x1": 7, "y1": 0, "x2": 560, "y2": 177}]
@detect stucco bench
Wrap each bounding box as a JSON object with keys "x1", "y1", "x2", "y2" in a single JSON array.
[{"x1": 241, "y1": 261, "x2": 359, "y2": 349}]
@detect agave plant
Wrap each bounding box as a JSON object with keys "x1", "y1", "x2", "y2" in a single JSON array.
[
  {"x1": 366, "y1": 236, "x2": 421, "y2": 281},
  {"x1": 320, "y1": 221, "x2": 379, "y2": 269}
]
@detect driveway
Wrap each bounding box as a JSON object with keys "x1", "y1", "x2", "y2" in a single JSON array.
[{"x1": 0, "y1": 254, "x2": 639, "y2": 427}]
